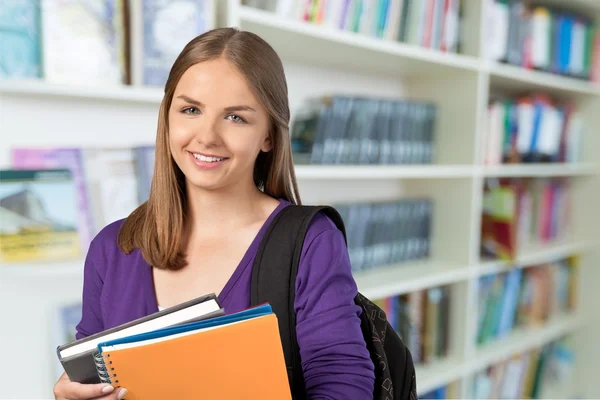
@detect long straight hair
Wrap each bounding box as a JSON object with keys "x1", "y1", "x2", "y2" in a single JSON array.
[{"x1": 118, "y1": 28, "x2": 301, "y2": 270}]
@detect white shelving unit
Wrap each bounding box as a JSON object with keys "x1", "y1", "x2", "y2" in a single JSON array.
[{"x1": 1, "y1": 0, "x2": 599, "y2": 398}]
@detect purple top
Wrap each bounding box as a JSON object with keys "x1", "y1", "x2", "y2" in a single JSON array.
[{"x1": 75, "y1": 198, "x2": 374, "y2": 397}]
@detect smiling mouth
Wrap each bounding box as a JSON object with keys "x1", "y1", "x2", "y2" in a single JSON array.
[{"x1": 189, "y1": 152, "x2": 229, "y2": 163}]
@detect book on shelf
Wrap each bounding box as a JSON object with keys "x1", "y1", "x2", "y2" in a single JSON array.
[
  {"x1": 472, "y1": 335, "x2": 575, "y2": 399},
  {"x1": 11, "y1": 146, "x2": 143, "y2": 249},
  {"x1": 1, "y1": 0, "x2": 217, "y2": 87},
  {"x1": 480, "y1": 177, "x2": 571, "y2": 261},
  {"x1": 485, "y1": 0, "x2": 600, "y2": 82},
  {"x1": 11, "y1": 148, "x2": 95, "y2": 253},
  {"x1": 82, "y1": 147, "x2": 140, "y2": 229},
  {"x1": 476, "y1": 257, "x2": 578, "y2": 346},
  {"x1": 57, "y1": 293, "x2": 223, "y2": 385},
  {"x1": 291, "y1": 95, "x2": 437, "y2": 165},
  {"x1": 484, "y1": 94, "x2": 584, "y2": 166},
  {"x1": 334, "y1": 198, "x2": 432, "y2": 272},
  {"x1": 41, "y1": 0, "x2": 129, "y2": 85},
  {"x1": 244, "y1": 0, "x2": 461, "y2": 53},
  {"x1": 130, "y1": 0, "x2": 216, "y2": 87},
  {"x1": 0, "y1": 0, "x2": 42, "y2": 79},
  {"x1": 0, "y1": 168, "x2": 82, "y2": 262},
  {"x1": 373, "y1": 284, "x2": 451, "y2": 365}
]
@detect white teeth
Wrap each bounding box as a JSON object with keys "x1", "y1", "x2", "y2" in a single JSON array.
[{"x1": 193, "y1": 153, "x2": 224, "y2": 163}]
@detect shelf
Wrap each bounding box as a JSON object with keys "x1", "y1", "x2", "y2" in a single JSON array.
[
  {"x1": 534, "y1": 0, "x2": 600, "y2": 15},
  {"x1": 0, "y1": 259, "x2": 84, "y2": 277},
  {"x1": 0, "y1": 79, "x2": 164, "y2": 104},
  {"x1": 483, "y1": 163, "x2": 599, "y2": 178},
  {"x1": 478, "y1": 239, "x2": 595, "y2": 276},
  {"x1": 470, "y1": 314, "x2": 583, "y2": 374},
  {"x1": 485, "y1": 62, "x2": 600, "y2": 99},
  {"x1": 294, "y1": 165, "x2": 474, "y2": 179},
  {"x1": 353, "y1": 260, "x2": 472, "y2": 299},
  {"x1": 416, "y1": 356, "x2": 465, "y2": 395},
  {"x1": 238, "y1": 6, "x2": 480, "y2": 78}
]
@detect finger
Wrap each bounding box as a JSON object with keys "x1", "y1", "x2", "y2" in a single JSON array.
[
  {"x1": 90, "y1": 387, "x2": 127, "y2": 400},
  {"x1": 65, "y1": 382, "x2": 116, "y2": 399},
  {"x1": 90, "y1": 393, "x2": 118, "y2": 400}
]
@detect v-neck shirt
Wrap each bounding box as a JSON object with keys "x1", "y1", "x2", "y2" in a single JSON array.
[{"x1": 75, "y1": 198, "x2": 375, "y2": 398}]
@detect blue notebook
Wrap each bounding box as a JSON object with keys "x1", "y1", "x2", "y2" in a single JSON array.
[{"x1": 96, "y1": 303, "x2": 274, "y2": 353}]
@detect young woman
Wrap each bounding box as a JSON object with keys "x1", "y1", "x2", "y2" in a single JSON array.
[{"x1": 54, "y1": 27, "x2": 375, "y2": 399}]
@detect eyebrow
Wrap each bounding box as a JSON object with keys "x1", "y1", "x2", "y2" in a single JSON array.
[{"x1": 176, "y1": 95, "x2": 256, "y2": 112}]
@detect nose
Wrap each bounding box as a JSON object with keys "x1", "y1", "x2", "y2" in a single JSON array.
[{"x1": 194, "y1": 115, "x2": 221, "y2": 147}]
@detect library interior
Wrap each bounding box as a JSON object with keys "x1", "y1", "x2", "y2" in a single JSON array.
[{"x1": 1, "y1": 0, "x2": 599, "y2": 398}]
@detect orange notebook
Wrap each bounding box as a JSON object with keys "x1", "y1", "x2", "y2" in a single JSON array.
[{"x1": 95, "y1": 304, "x2": 291, "y2": 399}]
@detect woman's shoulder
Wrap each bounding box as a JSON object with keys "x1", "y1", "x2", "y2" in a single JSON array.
[
  {"x1": 87, "y1": 218, "x2": 128, "y2": 261},
  {"x1": 305, "y1": 209, "x2": 343, "y2": 241},
  {"x1": 295, "y1": 206, "x2": 348, "y2": 258},
  {"x1": 277, "y1": 200, "x2": 345, "y2": 244}
]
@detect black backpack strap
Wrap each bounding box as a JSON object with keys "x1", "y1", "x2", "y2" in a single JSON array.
[{"x1": 250, "y1": 204, "x2": 346, "y2": 398}]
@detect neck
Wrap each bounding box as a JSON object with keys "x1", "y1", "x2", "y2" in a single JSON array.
[{"x1": 184, "y1": 179, "x2": 266, "y2": 239}]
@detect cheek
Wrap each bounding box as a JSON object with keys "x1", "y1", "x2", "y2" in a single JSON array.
[
  {"x1": 168, "y1": 117, "x2": 194, "y2": 150},
  {"x1": 223, "y1": 127, "x2": 266, "y2": 160}
]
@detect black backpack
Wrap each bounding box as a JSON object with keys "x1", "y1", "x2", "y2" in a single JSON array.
[{"x1": 250, "y1": 204, "x2": 418, "y2": 400}]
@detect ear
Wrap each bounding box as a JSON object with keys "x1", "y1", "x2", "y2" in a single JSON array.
[{"x1": 260, "y1": 133, "x2": 272, "y2": 153}]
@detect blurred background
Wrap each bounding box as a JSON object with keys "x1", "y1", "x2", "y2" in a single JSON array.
[{"x1": 1, "y1": 0, "x2": 599, "y2": 398}]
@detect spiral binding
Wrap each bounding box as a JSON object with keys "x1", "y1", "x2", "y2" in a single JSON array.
[{"x1": 93, "y1": 351, "x2": 119, "y2": 386}]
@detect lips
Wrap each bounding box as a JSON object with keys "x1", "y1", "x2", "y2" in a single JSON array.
[
  {"x1": 188, "y1": 151, "x2": 228, "y2": 170},
  {"x1": 189, "y1": 151, "x2": 229, "y2": 163}
]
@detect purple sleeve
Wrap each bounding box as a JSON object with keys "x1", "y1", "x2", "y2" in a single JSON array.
[
  {"x1": 75, "y1": 242, "x2": 105, "y2": 339},
  {"x1": 294, "y1": 215, "x2": 375, "y2": 399}
]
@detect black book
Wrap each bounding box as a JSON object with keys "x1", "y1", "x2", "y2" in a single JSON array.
[{"x1": 57, "y1": 293, "x2": 223, "y2": 384}]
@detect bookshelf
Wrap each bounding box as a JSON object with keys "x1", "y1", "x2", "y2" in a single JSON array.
[
  {"x1": 485, "y1": 61, "x2": 600, "y2": 97},
  {"x1": 295, "y1": 164, "x2": 475, "y2": 179},
  {"x1": 1, "y1": 0, "x2": 599, "y2": 398},
  {"x1": 236, "y1": 5, "x2": 482, "y2": 76},
  {"x1": 0, "y1": 79, "x2": 164, "y2": 104},
  {"x1": 482, "y1": 163, "x2": 600, "y2": 177}
]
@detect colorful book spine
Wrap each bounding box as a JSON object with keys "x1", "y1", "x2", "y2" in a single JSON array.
[
  {"x1": 489, "y1": 0, "x2": 599, "y2": 81},
  {"x1": 245, "y1": 0, "x2": 461, "y2": 53}
]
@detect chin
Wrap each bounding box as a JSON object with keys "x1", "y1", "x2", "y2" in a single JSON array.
[{"x1": 185, "y1": 176, "x2": 227, "y2": 192}]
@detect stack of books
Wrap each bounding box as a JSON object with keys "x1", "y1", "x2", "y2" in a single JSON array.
[
  {"x1": 472, "y1": 336, "x2": 575, "y2": 399},
  {"x1": 0, "y1": 0, "x2": 216, "y2": 87},
  {"x1": 335, "y1": 198, "x2": 433, "y2": 272},
  {"x1": 476, "y1": 257, "x2": 578, "y2": 345},
  {"x1": 485, "y1": 0, "x2": 600, "y2": 82},
  {"x1": 292, "y1": 95, "x2": 438, "y2": 165},
  {"x1": 480, "y1": 178, "x2": 571, "y2": 261},
  {"x1": 244, "y1": 0, "x2": 462, "y2": 53},
  {"x1": 485, "y1": 94, "x2": 583, "y2": 165},
  {"x1": 8, "y1": 146, "x2": 154, "y2": 258},
  {"x1": 56, "y1": 294, "x2": 291, "y2": 399},
  {"x1": 373, "y1": 284, "x2": 452, "y2": 365}
]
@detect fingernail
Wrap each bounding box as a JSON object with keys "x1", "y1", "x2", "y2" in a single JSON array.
[
  {"x1": 118, "y1": 388, "x2": 128, "y2": 399},
  {"x1": 101, "y1": 385, "x2": 114, "y2": 394}
]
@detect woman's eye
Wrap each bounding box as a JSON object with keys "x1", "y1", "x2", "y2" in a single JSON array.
[
  {"x1": 227, "y1": 114, "x2": 246, "y2": 124},
  {"x1": 182, "y1": 107, "x2": 200, "y2": 115}
]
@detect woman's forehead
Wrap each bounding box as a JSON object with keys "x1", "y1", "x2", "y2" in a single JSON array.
[{"x1": 175, "y1": 59, "x2": 255, "y2": 101}]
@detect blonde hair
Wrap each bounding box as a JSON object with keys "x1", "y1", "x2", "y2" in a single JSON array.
[{"x1": 118, "y1": 28, "x2": 301, "y2": 270}]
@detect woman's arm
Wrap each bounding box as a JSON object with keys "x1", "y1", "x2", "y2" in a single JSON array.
[
  {"x1": 75, "y1": 244, "x2": 105, "y2": 339},
  {"x1": 294, "y1": 214, "x2": 375, "y2": 399}
]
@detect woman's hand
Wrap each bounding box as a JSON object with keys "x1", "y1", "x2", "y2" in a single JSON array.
[{"x1": 54, "y1": 372, "x2": 127, "y2": 400}]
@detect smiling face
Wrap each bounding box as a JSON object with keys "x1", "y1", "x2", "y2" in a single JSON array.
[{"x1": 168, "y1": 57, "x2": 272, "y2": 193}]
